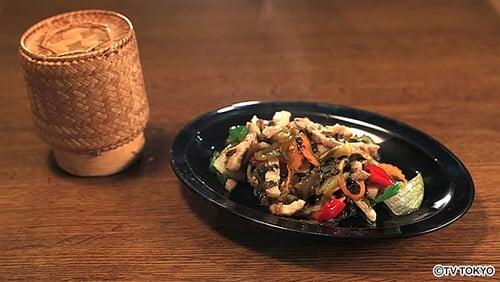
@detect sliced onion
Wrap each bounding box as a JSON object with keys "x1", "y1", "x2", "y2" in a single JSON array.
[{"x1": 384, "y1": 173, "x2": 424, "y2": 215}]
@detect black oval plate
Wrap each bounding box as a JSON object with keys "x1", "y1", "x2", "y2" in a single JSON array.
[{"x1": 170, "y1": 101, "x2": 474, "y2": 238}]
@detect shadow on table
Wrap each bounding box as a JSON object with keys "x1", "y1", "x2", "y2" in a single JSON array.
[
  {"x1": 181, "y1": 186, "x2": 486, "y2": 276},
  {"x1": 46, "y1": 124, "x2": 171, "y2": 183}
]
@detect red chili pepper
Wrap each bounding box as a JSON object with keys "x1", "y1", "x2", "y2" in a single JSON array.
[
  {"x1": 364, "y1": 163, "x2": 393, "y2": 188},
  {"x1": 313, "y1": 198, "x2": 346, "y2": 222}
]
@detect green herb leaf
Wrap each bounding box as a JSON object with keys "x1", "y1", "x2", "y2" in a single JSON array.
[
  {"x1": 373, "y1": 182, "x2": 401, "y2": 204},
  {"x1": 226, "y1": 125, "x2": 248, "y2": 145}
]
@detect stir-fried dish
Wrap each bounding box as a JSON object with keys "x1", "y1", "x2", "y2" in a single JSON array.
[{"x1": 209, "y1": 111, "x2": 424, "y2": 224}]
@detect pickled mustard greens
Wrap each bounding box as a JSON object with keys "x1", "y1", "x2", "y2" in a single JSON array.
[{"x1": 209, "y1": 111, "x2": 425, "y2": 224}]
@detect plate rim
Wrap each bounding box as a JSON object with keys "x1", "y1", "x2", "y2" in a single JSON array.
[{"x1": 170, "y1": 100, "x2": 475, "y2": 238}]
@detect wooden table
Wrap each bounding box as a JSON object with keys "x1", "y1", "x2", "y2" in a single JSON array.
[{"x1": 1, "y1": 0, "x2": 499, "y2": 280}]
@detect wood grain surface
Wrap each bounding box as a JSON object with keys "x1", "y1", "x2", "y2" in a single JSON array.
[{"x1": 1, "y1": 0, "x2": 499, "y2": 280}]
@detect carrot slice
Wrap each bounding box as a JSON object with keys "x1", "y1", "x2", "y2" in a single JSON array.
[
  {"x1": 378, "y1": 163, "x2": 407, "y2": 183},
  {"x1": 298, "y1": 132, "x2": 320, "y2": 167},
  {"x1": 287, "y1": 141, "x2": 304, "y2": 171}
]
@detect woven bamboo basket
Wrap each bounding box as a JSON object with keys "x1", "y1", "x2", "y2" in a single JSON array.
[{"x1": 19, "y1": 10, "x2": 149, "y2": 176}]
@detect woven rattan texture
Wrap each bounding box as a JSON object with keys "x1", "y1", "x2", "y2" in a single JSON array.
[{"x1": 20, "y1": 32, "x2": 149, "y2": 155}]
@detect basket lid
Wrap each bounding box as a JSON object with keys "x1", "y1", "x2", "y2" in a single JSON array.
[{"x1": 20, "y1": 10, "x2": 133, "y2": 61}]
